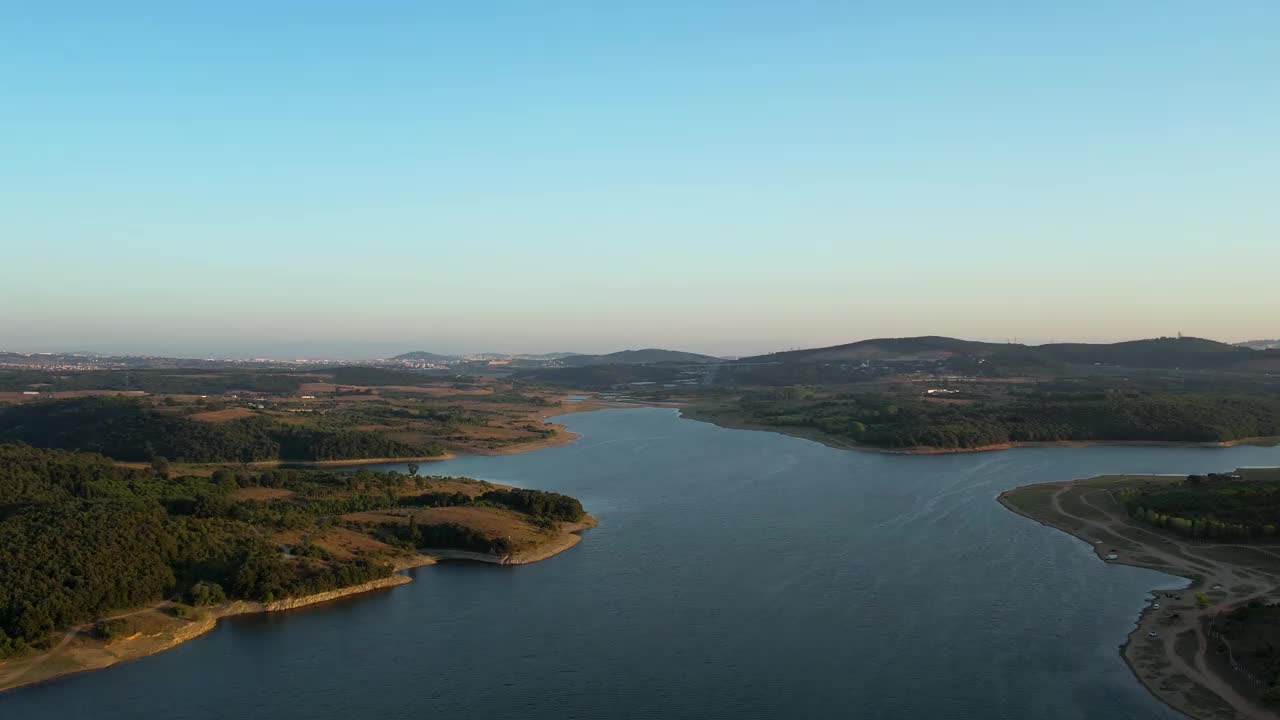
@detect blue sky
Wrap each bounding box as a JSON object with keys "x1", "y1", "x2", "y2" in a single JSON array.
[{"x1": 3, "y1": 2, "x2": 1277, "y2": 357}]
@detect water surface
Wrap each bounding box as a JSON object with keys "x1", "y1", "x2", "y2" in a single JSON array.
[{"x1": 7, "y1": 408, "x2": 1280, "y2": 719}]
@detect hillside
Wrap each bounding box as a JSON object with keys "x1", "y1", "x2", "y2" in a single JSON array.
[
  {"x1": 560, "y1": 349, "x2": 721, "y2": 366},
  {"x1": 390, "y1": 351, "x2": 457, "y2": 362},
  {"x1": 743, "y1": 336, "x2": 1010, "y2": 364},
  {"x1": 744, "y1": 335, "x2": 1272, "y2": 371},
  {"x1": 1237, "y1": 339, "x2": 1280, "y2": 350},
  {"x1": 0, "y1": 397, "x2": 440, "y2": 463}
]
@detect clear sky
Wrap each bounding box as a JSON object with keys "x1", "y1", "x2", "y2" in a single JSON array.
[{"x1": 3, "y1": 2, "x2": 1277, "y2": 358}]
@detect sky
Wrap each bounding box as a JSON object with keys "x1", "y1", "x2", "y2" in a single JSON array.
[{"x1": 2, "y1": 2, "x2": 1277, "y2": 358}]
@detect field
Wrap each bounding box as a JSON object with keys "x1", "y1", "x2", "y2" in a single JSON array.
[{"x1": 0, "y1": 365, "x2": 585, "y2": 464}]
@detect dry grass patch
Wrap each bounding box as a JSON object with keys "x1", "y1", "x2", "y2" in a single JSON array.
[
  {"x1": 189, "y1": 407, "x2": 257, "y2": 423},
  {"x1": 342, "y1": 506, "x2": 548, "y2": 550},
  {"x1": 274, "y1": 527, "x2": 400, "y2": 561},
  {"x1": 232, "y1": 486, "x2": 294, "y2": 501}
]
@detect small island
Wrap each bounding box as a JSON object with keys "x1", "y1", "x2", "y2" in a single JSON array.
[
  {"x1": 1000, "y1": 468, "x2": 1280, "y2": 720},
  {"x1": 0, "y1": 443, "x2": 593, "y2": 693}
]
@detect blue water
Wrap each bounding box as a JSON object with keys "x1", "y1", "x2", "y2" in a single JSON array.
[{"x1": 7, "y1": 408, "x2": 1280, "y2": 719}]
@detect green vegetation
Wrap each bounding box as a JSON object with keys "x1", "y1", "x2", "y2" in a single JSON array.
[
  {"x1": 1123, "y1": 473, "x2": 1280, "y2": 539},
  {"x1": 0, "y1": 397, "x2": 442, "y2": 462},
  {"x1": 378, "y1": 521, "x2": 515, "y2": 555},
  {"x1": 516, "y1": 363, "x2": 688, "y2": 388},
  {"x1": 0, "y1": 442, "x2": 587, "y2": 653},
  {"x1": 478, "y1": 487, "x2": 585, "y2": 522},
  {"x1": 1213, "y1": 602, "x2": 1280, "y2": 706},
  {"x1": 701, "y1": 388, "x2": 1280, "y2": 450},
  {"x1": 0, "y1": 365, "x2": 443, "y2": 396}
]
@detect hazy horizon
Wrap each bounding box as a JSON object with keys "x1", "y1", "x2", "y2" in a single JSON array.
[
  {"x1": 3, "y1": 331, "x2": 1276, "y2": 362},
  {"x1": 4, "y1": 3, "x2": 1277, "y2": 356}
]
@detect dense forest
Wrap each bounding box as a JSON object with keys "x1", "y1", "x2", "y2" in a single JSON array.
[
  {"x1": 1123, "y1": 474, "x2": 1280, "y2": 539},
  {"x1": 722, "y1": 389, "x2": 1280, "y2": 450},
  {"x1": 0, "y1": 443, "x2": 585, "y2": 657},
  {"x1": 0, "y1": 397, "x2": 441, "y2": 462}
]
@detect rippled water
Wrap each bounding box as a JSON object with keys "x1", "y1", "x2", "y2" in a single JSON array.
[{"x1": 7, "y1": 408, "x2": 1280, "y2": 719}]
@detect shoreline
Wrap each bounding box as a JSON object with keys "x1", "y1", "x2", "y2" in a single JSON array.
[
  {"x1": 678, "y1": 406, "x2": 1280, "y2": 456},
  {"x1": 998, "y1": 476, "x2": 1280, "y2": 720},
  {"x1": 0, "y1": 575, "x2": 412, "y2": 695},
  {"x1": 0, "y1": 519, "x2": 595, "y2": 694}
]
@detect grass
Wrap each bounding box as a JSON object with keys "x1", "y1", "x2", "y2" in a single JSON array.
[
  {"x1": 1057, "y1": 487, "x2": 1110, "y2": 522},
  {"x1": 1001, "y1": 484, "x2": 1058, "y2": 519},
  {"x1": 342, "y1": 506, "x2": 553, "y2": 552},
  {"x1": 1190, "y1": 546, "x2": 1280, "y2": 576}
]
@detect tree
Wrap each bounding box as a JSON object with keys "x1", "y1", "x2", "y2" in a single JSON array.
[
  {"x1": 188, "y1": 581, "x2": 226, "y2": 606},
  {"x1": 151, "y1": 455, "x2": 171, "y2": 480},
  {"x1": 406, "y1": 463, "x2": 420, "y2": 477}
]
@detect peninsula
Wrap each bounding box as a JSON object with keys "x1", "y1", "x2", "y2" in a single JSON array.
[
  {"x1": 0, "y1": 443, "x2": 594, "y2": 693},
  {"x1": 1000, "y1": 468, "x2": 1280, "y2": 720}
]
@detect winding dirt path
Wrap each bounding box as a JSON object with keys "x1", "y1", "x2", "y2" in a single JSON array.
[{"x1": 1049, "y1": 485, "x2": 1276, "y2": 719}]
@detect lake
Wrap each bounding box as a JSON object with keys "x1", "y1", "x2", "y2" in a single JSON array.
[{"x1": 7, "y1": 407, "x2": 1280, "y2": 719}]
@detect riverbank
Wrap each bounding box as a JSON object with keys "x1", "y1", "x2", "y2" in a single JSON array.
[
  {"x1": 999, "y1": 474, "x2": 1280, "y2": 720},
  {"x1": 0, "y1": 513, "x2": 594, "y2": 694},
  {"x1": 680, "y1": 405, "x2": 1280, "y2": 456}
]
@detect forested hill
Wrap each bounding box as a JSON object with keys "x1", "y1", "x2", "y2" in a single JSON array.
[
  {"x1": 0, "y1": 397, "x2": 439, "y2": 463},
  {"x1": 560, "y1": 349, "x2": 721, "y2": 366},
  {"x1": 0, "y1": 443, "x2": 587, "y2": 658},
  {"x1": 743, "y1": 335, "x2": 1276, "y2": 371}
]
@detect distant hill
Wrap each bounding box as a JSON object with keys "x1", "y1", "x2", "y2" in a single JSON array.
[
  {"x1": 1237, "y1": 339, "x2": 1280, "y2": 350},
  {"x1": 1036, "y1": 337, "x2": 1253, "y2": 369},
  {"x1": 743, "y1": 336, "x2": 1007, "y2": 364},
  {"x1": 745, "y1": 335, "x2": 1273, "y2": 371},
  {"x1": 560, "y1": 349, "x2": 722, "y2": 366},
  {"x1": 515, "y1": 352, "x2": 579, "y2": 360},
  {"x1": 391, "y1": 351, "x2": 457, "y2": 362}
]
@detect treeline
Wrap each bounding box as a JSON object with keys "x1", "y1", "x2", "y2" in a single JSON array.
[
  {"x1": 377, "y1": 521, "x2": 515, "y2": 555},
  {"x1": 0, "y1": 369, "x2": 308, "y2": 395},
  {"x1": 478, "y1": 488, "x2": 585, "y2": 522},
  {"x1": 734, "y1": 390, "x2": 1280, "y2": 450},
  {"x1": 0, "y1": 397, "x2": 442, "y2": 462},
  {"x1": 515, "y1": 364, "x2": 686, "y2": 388},
  {"x1": 0, "y1": 366, "x2": 442, "y2": 396},
  {"x1": 1123, "y1": 476, "x2": 1280, "y2": 539}
]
